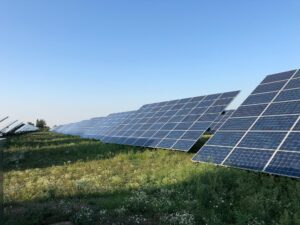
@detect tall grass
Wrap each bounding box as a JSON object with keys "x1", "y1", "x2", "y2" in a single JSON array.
[{"x1": 3, "y1": 132, "x2": 300, "y2": 225}]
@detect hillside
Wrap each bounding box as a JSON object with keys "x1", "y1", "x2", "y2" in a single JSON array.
[{"x1": 3, "y1": 132, "x2": 300, "y2": 225}]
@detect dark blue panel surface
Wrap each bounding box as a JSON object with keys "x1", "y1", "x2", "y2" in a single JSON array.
[
  {"x1": 261, "y1": 70, "x2": 295, "y2": 84},
  {"x1": 182, "y1": 114, "x2": 201, "y2": 122},
  {"x1": 206, "y1": 106, "x2": 226, "y2": 114},
  {"x1": 264, "y1": 101, "x2": 300, "y2": 115},
  {"x1": 242, "y1": 92, "x2": 277, "y2": 106},
  {"x1": 252, "y1": 116, "x2": 298, "y2": 131},
  {"x1": 198, "y1": 114, "x2": 219, "y2": 121},
  {"x1": 207, "y1": 132, "x2": 245, "y2": 147},
  {"x1": 156, "y1": 139, "x2": 177, "y2": 149},
  {"x1": 294, "y1": 70, "x2": 300, "y2": 78},
  {"x1": 192, "y1": 146, "x2": 232, "y2": 164},
  {"x1": 238, "y1": 132, "x2": 287, "y2": 149},
  {"x1": 197, "y1": 100, "x2": 214, "y2": 107},
  {"x1": 275, "y1": 89, "x2": 300, "y2": 102},
  {"x1": 213, "y1": 98, "x2": 233, "y2": 106},
  {"x1": 232, "y1": 104, "x2": 268, "y2": 117},
  {"x1": 294, "y1": 121, "x2": 300, "y2": 130},
  {"x1": 190, "y1": 122, "x2": 212, "y2": 130},
  {"x1": 173, "y1": 140, "x2": 196, "y2": 151},
  {"x1": 161, "y1": 123, "x2": 178, "y2": 130},
  {"x1": 144, "y1": 138, "x2": 161, "y2": 148},
  {"x1": 190, "y1": 107, "x2": 207, "y2": 114},
  {"x1": 166, "y1": 131, "x2": 185, "y2": 139},
  {"x1": 265, "y1": 152, "x2": 300, "y2": 178},
  {"x1": 224, "y1": 148, "x2": 274, "y2": 171},
  {"x1": 174, "y1": 122, "x2": 193, "y2": 130},
  {"x1": 252, "y1": 81, "x2": 286, "y2": 94},
  {"x1": 134, "y1": 138, "x2": 149, "y2": 146},
  {"x1": 181, "y1": 130, "x2": 204, "y2": 140},
  {"x1": 176, "y1": 109, "x2": 192, "y2": 116},
  {"x1": 169, "y1": 115, "x2": 185, "y2": 122},
  {"x1": 205, "y1": 94, "x2": 221, "y2": 100},
  {"x1": 142, "y1": 130, "x2": 157, "y2": 138},
  {"x1": 285, "y1": 78, "x2": 300, "y2": 89},
  {"x1": 220, "y1": 118, "x2": 256, "y2": 131},
  {"x1": 153, "y1": 130, "x2": 169, "y2": 138},
  {"x1": 280, "y1": 132, "x2": 300, "y2": 152}
]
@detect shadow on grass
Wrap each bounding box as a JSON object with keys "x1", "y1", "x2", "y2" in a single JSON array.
[
  {"x1": 4, "y1": 132, "x2": 209, "y2": 172},
  {"x1": 4, "y1": 165, "x2": 300, "y2": 225},
  {"x1": 4, "y1": 141, "x2": 147, "y2": 172}
]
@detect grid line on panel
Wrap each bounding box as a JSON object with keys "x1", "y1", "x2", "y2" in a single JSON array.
[
  {"x1": 210, "y1": 110, "x2": 235, "y2": 132},
  {"x1": 136, "y1": 97, "x2": 202, "y2": 148},
  {"x1": 263, "y1": 111, "x2": 300, "y2": 171},
  {"x1": 102, "y1": 91, "x2": 239, "y2": 151},
  {"x1": 221, "y1": 69, "x2": 299, "y2": 166},
  {"x1": 151, "y1": 97, "x2": 211, "y2": 148},
  {"x1": 131, "y1": 97, "x2": 202, "y2": 148}
]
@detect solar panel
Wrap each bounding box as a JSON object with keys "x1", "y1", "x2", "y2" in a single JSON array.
[
  {"x1": 15, "y1": 124, "x2": 38, "y2": 133},
  {"x1": 101, "y1": 91, "x2": 240, "y2": 151},
  {"x1": 0, "y1": 117, "x2": 9, "y2": 123},
  {"x1": 209, "y1": 110, "x2": 235, "y2": 133},
  {"x1": 4, "y1": 122, "x2": 25, "y2": 134},
  {"x1": 96, "y1": 111, "x2": 136, "y2": 140},
  {"x1": 0, "y1": 120, "x2": 18, "y2": 133},
  {"x1": 52, "y1": 111, "x2": 136, "y2": 140},
  {"x1": 193, "y1": 69, "x2": 300, "y2": 179}
]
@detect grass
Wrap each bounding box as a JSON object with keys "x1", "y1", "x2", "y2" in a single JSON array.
[{"x1": 3, "y1": 131, "x2": 300, "y2": 225}]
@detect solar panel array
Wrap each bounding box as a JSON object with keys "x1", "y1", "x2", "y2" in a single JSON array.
[
  {"x1": 209, "y1": 110, "x2": 235, "y2": 133},
  {"x1": 52, "y1": 111, "x2": 136, "y2": 140},
  {"x1": 193, "y1": 69, "x2": 300, "y2": 179},
  {"x1": 101, "y1": 91, "x2": 239, "y2": 151}
]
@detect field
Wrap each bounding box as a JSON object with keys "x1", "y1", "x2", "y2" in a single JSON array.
[{"x1": 3, "y1": 132, "x2": 300, "y2": 225}]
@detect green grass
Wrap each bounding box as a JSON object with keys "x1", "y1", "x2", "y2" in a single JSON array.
[{"x1": 3, "y1": 132, "x2": 300, "y2": 225}]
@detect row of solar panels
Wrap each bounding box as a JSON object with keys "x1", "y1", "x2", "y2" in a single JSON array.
[
  {"x1": 52, "y1": 69, "x2": 300, "y2": 179},
  {"x1": 52, "y1": 91, "x2": 239, "y2": 151},
  {"x1": 0, "y1": 117, "x2": 38, "y2": 136}
]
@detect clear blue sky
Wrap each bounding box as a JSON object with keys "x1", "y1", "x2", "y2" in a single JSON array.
[{"x1": 1, "y1": 0, "x2": 300, "y2": 126}]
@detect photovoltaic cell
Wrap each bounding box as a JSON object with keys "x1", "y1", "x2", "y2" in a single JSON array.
[
  {"x1": 285, "y1": 78, "x2": 300, "y2": 90},
  {"x1": 265, "y1": 152, "x2": 300, "y2": 177},
  {"x1": 193, "y1": 146, "x2": 232, "y2": 164},
  {"x1": 209, "y1": 110, "x2": 235, "y2": 132},
  {"x1": 224, "y1": 148, "x2": 274, "y2": 171},
  {"x1": 101, "y1": 91, "x2": 240, "y2": 152},
  {"x1": 193, "y1": 69, "x2": 300, "y2": 179}
]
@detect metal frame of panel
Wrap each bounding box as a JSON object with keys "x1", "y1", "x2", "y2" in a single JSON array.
[
  {"x1": 193, "y1": 69, "x2": 300, "y2": 179},
  {"x1": 102, "y1": 91, "x2": 240, "y2": 152}
]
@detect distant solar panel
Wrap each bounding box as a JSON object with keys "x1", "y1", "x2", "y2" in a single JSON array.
[
  {"x1": 96, "y1": 111, "x2": 137, "y2": 140},
  {"x1": 5, "y1": 122, "x2": 24, "y2": 134},
  {"x1": 101, "y1": 91, "x2": 240, "y2": 151},
  {"x1": 0, "y1": 117, "x2": 9, "y2": 123},
  {"x1": 209, "y1": 110, "x2": 235, "y2": 133},
  {"x1": 52, "y1": 111, "x2": 136, "y2": 140},
  {"x1": 15, "y1": 124, "x2": 38, "y2": 133},
  {"x1": 193, "y1": 69, "x2": 300, "y2": 179},
  {"x1": 0, "y1": 120, "x2": 18, "y2": 133}
]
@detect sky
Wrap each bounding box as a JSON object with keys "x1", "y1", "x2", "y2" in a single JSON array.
[{"x1": 1, "y1": 0, "x2": 300, "y2": 127}]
